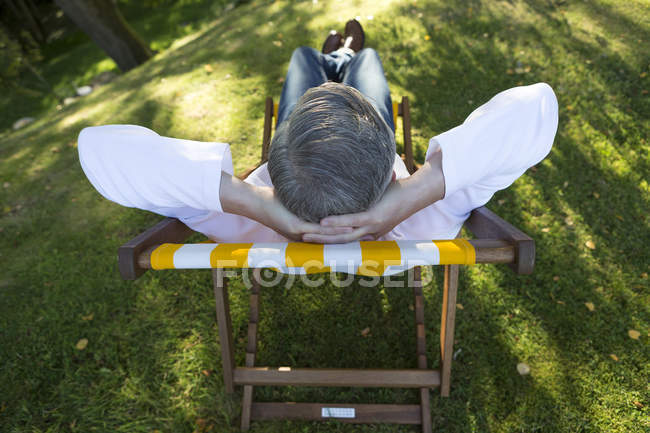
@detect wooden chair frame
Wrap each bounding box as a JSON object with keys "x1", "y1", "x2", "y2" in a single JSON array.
[{"x1": 118, "y1": 97, "x2": 535, "y2": 432}]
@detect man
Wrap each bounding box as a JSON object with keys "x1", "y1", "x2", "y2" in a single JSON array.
[{"x1": 78, "y1": 20, "x2": 558, "y2": 244}]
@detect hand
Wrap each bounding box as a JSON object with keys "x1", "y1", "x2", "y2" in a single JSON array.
[
  {"x1": 252, "y1": 187, "x2": 353, "y2": 241},
  {"x1": 219, "y1": 172, "x2": 352, "y2": 241},
  {"x1": 302, "y1": 150, "x2": 446, "y2": 244},
  {"x1": 302, "y1": 181, "x2": 413, "y2": 243}
]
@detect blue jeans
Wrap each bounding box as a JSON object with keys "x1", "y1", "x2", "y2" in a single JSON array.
[{"x1": 276, "y1": 47, "x2": 395, "y2": 132}]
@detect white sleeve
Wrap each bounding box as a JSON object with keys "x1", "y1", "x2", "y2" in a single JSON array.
[
  {"x1": 77, "y1": 125, "x2": 233, "y2": 218},
  {"x1": 425, "y1": 83, "x2": 559, "y2": 197}
]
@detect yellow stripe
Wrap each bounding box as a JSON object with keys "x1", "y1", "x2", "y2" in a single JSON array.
[
  {"x1": 358, "y1": 241, "x2": 401, "y2": 276},
  {"x1": 150, "y1": 243, "x2": 184, "y2": 270},
  {"x1": 210, "y1": 243, "x2": 253, "y2": 268},
  {"x1": 392, "y1": 101, "x2": 398, "y2": 131},
  {"x1": 285, "y1": 242, "x2": 330, "y2": 274},
  {"x1": 435, "y1": 239, "x2": 476, "y2": 265}
]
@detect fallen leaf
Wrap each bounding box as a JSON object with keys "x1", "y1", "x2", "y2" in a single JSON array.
[
  {"x1": 81, "y1": 313, "x2": 94, "y2": 321},
  {"x1": 204, "y1": 64, "x2": 213, "y2": 73},
  {"x1": 542, "y1": 227, "x2": 550, "y2": 233},
  {"x1": 565, "y1": 216, "x2": 574, "y2": 226},
  {"x1": 516, "y1": 362, "x2": 530, "y2": 375},
  {"x1": 615, "y1": 214, "x2": 624, "y2": 221},
  {"x1": 50, "y1": 147, "x2": 60, "y2": 153},
  {"x1": 75, "y1": 338, "x2": 88, "y2": 350},
  {"x1": 2, "y1": 182, "x2": 9, "y2": 188},
  {"x1": 456, "y1": 303, "x2": 464, "y2": 310},
  {"x1": 628, "y1": 329, "x2": 640, "y2": 340},
  {"x1": 633, "y1": 401, "x2": 644, "y2": 409},
  {"x1": 642, "y1": 90, "x2": 648, "y2": 95},
  {"x1": 553, "y1": 275, "x2": 560, "y2": 281},
  {"x1": 196, "y1": 418, "x2": 207, "y2": 430},
  {"x1": 566, "y1": 105, "x2": 574, "y2": 111},
  {"x1": 557, "y1": 300, "x2": 565, "y2": 305},
  {"x1": 585, "y1": 302, "x2": 595, "y2": 312},
  {"x1": 360, "y1": 327, "x2": 370, "y2": 337},
  {"x1": 609, "y1": 354, "x2": 619, "y2": 361},
  {"x1": 498, "y1": 199, "x2": 505, "y2": 205},
  {"x1": 593, "y1": 192, "x2": 600, "y2": 199},
  {"x1": 424, "y1": 35, "x2": 430, "y2": 40},
  {"x1": 408, "y1": 304, "x2": 414, "y2": 311},
  {"x1": 202, "y1": 369, "x2": 211, "y2": 376},
  {"x1": 506, "y1": 68, "x2": 514, "y2": 75},
  {"x1": 585, "y1": 240, "x2": 596, "y2": 250},
  {"x1": 272, "y1": 40, "x2": 283, "y2": 47},
  {"x1": 641, "y1": 272, "x2": 648, "y2": 279},
  {"x1": 641, "y1": 72, "x2": 647, "y2": 78}
]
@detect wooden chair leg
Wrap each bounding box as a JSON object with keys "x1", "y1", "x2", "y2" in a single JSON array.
[
  {"x1": 440, "y1": 265, "x2": 459, "y2": 397},
  {"x1": 413, "y1": 266, "x2": 432, "y2": 433},
  {"x1": 241, "y1": 270, "x2": 261, "y2": 431},
  {"x1": 212, "y1": 268, "x2": 235, "y2": 394}
]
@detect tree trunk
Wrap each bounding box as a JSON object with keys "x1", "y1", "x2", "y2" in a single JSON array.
[{"x1": 54, "y1": 0, "x2": 152, "y2": 72}]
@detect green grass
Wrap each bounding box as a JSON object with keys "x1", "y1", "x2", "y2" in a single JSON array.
[{"x1": 1, "y1": 0, "x2": 648, "y2": 432}]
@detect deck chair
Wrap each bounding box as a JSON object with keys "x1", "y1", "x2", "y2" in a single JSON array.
[{"x1": 118, "y1": 96, "x2": 535, "y2": 433}]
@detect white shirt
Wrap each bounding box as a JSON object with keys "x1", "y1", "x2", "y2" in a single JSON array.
[{"x1": 78, "y1": 83, "x2": 558, "y2": 242}]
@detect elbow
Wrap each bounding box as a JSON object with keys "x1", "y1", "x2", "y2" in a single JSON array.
[
  {"x1": 535, "y1": 83, "x2": 559, "y2": 120},
  {"x1": 534, "y1": 83, "x2": 559, "y2": 156}
]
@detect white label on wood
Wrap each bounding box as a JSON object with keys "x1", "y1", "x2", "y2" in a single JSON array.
[{"x1": 321, "y1": 407, "x2": 355, "y2": 418}]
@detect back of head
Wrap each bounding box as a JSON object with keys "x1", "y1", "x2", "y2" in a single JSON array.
[{"x1": 268, "y1": 82, "x2": 395, "y2": 223}]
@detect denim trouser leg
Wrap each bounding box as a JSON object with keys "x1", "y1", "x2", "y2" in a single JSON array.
[
  {"x1": 342, "y1": 48, "x2": 395, "y2": 132},
  {"x1": 276, "y1": 46, "x2": 394, "y2": 132},
  {"x1": 276, "y1": 47, "x2": 327, "y2": 127}
]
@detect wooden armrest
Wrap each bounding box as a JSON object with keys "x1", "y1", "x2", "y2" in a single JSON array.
[
  {"x1": 118, "y1": 217, "x2": 194, "y2": 280},
  {"x1": 464, "y1": 206, "x2": 535, "y2": 275}
]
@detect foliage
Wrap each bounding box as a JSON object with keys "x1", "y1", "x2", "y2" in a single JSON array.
[{"x1": 0, "y1": 24, "x2": 48, "y2": 95}]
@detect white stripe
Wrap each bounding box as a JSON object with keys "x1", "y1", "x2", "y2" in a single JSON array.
[
  {"x1": 247, "y1": 243, "x2": 287, "y2": 269},
  {"x1": 382, "y1": 240, "x2": 439, "y2": 275},
  {"x1": 173, "y1": 244, "x2": 216, "y2": 269},
  {"x1": 324, "y1": 242, "x2": 362, "y2": 274}
]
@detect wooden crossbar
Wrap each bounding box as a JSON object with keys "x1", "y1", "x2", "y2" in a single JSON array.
[
  {"x1": 251, "y1": 402, "x2": 422, "y2": 424},
  {"x1": 233, "y1": 367, "x2": 441, "y2": 388}
]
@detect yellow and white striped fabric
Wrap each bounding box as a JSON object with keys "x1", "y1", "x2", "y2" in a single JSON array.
[{"x1": 150, "y1": 240, "x2": 475, "y2": 276}]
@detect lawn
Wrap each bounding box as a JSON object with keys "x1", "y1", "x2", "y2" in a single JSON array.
[{"x1": 0, "y1": 0, "x2": 648, "y2": 432}]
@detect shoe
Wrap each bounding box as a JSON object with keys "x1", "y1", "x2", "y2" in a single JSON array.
[
  {"x1": 322, "y1": 30, "x2": 343, "y2": 54},
  {"x1": 343, "y1": 19, "x2": 364, "y2": 52}
]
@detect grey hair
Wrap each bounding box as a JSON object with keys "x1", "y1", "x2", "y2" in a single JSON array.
[{"x1": 268, "y1": 82, "x2": 396, "y2": 223}]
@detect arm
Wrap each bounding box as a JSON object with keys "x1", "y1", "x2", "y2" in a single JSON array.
[
  {"x1": 219, "y1": 172, "x2": 351, "y2": 240},
  {"x1": 78, "y1": 125, "x2": 348, "y2": 241},
  {"x1": 306, "y1": 83, "x2": 559, "y2": 243}
]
